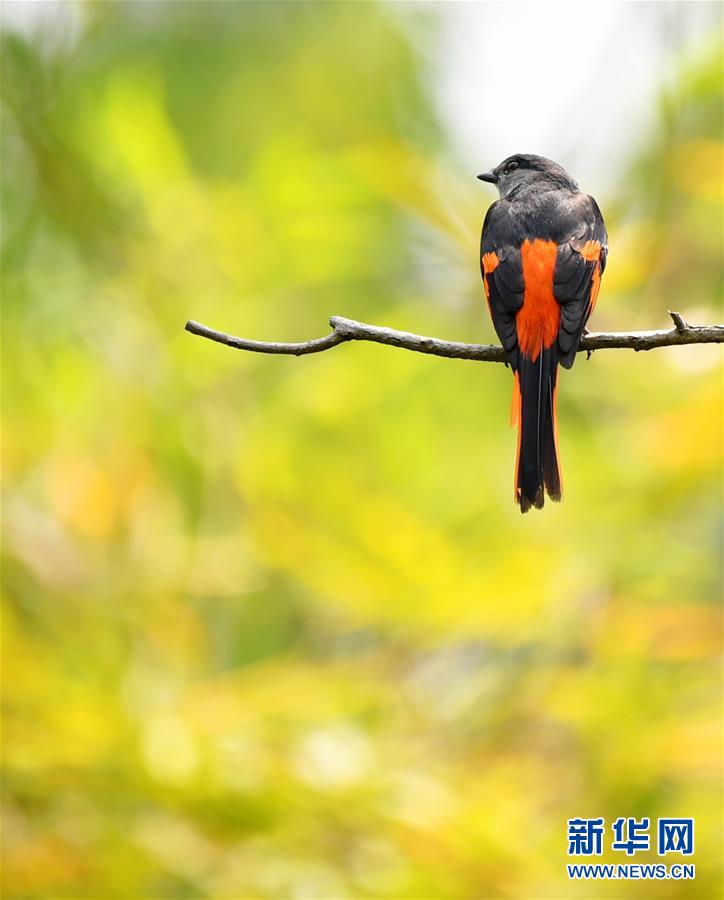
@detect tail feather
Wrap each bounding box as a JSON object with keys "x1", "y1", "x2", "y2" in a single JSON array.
[
  {"x1": 542, "y1": 380, "x2": 562, "y2": 500},
  {"x1": 514, "y1": 349, "x2": 562, "y2": 513}
]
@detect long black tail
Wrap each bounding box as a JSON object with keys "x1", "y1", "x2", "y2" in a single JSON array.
[{"x1": 514, "y1": 348, "x2": 562, "y2": 513}]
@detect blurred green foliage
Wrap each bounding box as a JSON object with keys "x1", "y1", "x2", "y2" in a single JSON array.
[{"x1": 1, "y1": 3, "x2": 722, "y2": 899}]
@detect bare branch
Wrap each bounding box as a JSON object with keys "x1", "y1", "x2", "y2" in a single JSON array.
[
  {"x1": 185, "y1": 312, "x2": 724, "y2": 363},
  {"x1": 185, "y1": 319, "x2": 346, "y2": 356}
]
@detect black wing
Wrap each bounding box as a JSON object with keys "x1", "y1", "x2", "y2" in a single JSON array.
[
  {"x1": 480, "y1": 201, "x2": 525, "y2": 370},
  {"x1": 553, "y1": 194, "x2": 608, "y2": 368}
]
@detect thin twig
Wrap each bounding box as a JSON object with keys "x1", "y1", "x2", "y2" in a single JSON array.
[{"x1": 185, "y1": 311, "x2": 724, "y2": 363}]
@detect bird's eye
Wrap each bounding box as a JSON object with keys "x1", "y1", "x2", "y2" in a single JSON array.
[{"x1": 506, "y1": 161, "x2": 519, "y2": 173}]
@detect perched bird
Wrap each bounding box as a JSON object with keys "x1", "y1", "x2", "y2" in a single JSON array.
[{"x1": 479, "y1": 154, "x2": 607, "y2": 512}]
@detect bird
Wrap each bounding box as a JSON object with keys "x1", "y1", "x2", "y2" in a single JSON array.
[{"x1": 478, "y1": 154, "x2": 607, "y2": 512}]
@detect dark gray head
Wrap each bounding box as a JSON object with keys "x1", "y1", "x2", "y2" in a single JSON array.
[{"x1": 477, "y1": 154, "x2": 578, "y2": 200}]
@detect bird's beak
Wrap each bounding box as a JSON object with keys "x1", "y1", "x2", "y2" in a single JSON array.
[{"x1": 477, "y1": 171, "x2": 497, "y2": 184}]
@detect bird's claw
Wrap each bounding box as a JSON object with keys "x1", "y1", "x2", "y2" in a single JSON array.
[{"x1": 582, "y1": 328, "x2": 593, "y2": 360}]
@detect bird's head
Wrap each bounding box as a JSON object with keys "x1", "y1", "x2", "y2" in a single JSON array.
[{"x1": 477, "y1": 154, "x2": 578, "y2": 200}]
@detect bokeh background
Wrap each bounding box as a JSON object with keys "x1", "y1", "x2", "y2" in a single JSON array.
[{"x1": 2, "y1": 2, "x2": 722, "y2": 898}]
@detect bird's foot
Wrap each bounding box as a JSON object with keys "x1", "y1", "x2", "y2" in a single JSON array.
[{"x1": 582, "y1": 328, "x2": 594, "y2": 360}]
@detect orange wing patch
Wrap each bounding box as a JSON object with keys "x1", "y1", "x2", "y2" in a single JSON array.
[
  {"x1": 482, "y1": 252, "x2": 500, "y2": 274},
  {"x1": 481, "y1": 251, "x2": 500, "y2": 313},
  {"x1": 517, "y1": 239, "x2": 560, "y2": 361},
  {"x1": 481, "y1": 252, "x2": 499, "y2": 303},
  {"x1": 579, "y1": 240, "x2": 602, "y2": 262},
  {"x1": 589, "y1": 262, "x2": 602, "y2": 315},
  {"x1": 579, "y1": 240, "x2": 603, "y2": 313}
]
